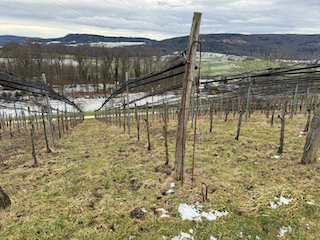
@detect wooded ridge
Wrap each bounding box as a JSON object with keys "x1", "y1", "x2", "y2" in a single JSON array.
[{"x1": 1, "y1": 33, "x2": 320, "y2": 60}]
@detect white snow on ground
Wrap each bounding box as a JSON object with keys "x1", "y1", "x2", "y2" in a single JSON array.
[
  {"x1": 299, "y1": 135, "x2": 302, "y2": 137},
  {"x1": 269, "y1": 197, "x2": 295, "y2": 209},
  {"x1": 141, "y1": 208, "x2": 147, "y2": 213},
  {"x1": 271, "y1": 155, "x2": 281, "y2": 159},
  {"x1": 178, "y1": 203, "x2": 228, "y2": 221},
  {"x1": 278, "y1": 226, "x2": 292, "y2": 237},
  {"x1": 165, "y1": 183, "x2": 176, "y2": 195},
  {"x1": 171, "y1": 231, "x2": 194, "y2": 240},
  {"x1": 307, "y1": 200, "x2": 315, "y2": 205},
  {"x1": 210, "y1": 236, "x2": 217, "y2": 240}
]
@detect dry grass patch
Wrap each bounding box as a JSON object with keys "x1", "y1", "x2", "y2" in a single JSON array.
[{"x1": 0, "y1": 113, "x2": 320, "y2": 239}]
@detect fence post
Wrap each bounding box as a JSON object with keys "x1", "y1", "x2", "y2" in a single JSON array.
[{"x1": 42, "y1": 73, "x2": 55, "y2": 144}]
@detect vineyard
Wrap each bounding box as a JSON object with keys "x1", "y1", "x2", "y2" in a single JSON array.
[{"x1": 1, "y1": 12, "x2": 320, "y2": 240}]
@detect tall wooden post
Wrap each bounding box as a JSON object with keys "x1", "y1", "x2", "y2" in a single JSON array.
[
  {"x1": 42, "y1": 73, "x2": 55, "y2": 144},
  {"x1": 126, "y1": 72, "x2": 130, "y2": 134},
  {"x1": 28, "y1": 107, "x2": 38, "y2": 166},
  {"x1": 174, "y1": 12, "x2": 202, "y2": 182},
  {"x1": 245, "y1": 76, "x2": 252, "y2": 122}
]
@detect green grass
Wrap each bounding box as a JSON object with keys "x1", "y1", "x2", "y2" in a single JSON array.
[{"x1": 1, "y1": 112, "x2": 320, "y2": 239}]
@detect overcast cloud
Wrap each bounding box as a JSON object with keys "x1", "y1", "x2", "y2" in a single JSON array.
[{"x1": 0, "y1": 0, "x2": 319, "y2": 40}]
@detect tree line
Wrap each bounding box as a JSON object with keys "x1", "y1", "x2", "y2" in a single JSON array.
[{"x1": 0, "y1": 40, "x2": 165, "y2": 96}]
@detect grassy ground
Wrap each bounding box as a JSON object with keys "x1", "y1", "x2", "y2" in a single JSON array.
[{"x1": 1, "y1": 111, "x2": 320, "y2": 239}]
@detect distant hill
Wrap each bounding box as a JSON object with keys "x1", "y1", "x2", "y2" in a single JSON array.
[
  {"x1": 143, "y1": 34, "x2": 320, "y2": 60},
  {"x1": 0, "y1": 35, "x2": 30, "y2": 46},
  {"x1": 1, "y1": 33, "x2": 320, "y2": 60}
]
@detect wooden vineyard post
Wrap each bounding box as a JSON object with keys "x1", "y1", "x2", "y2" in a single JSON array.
[
  {"x1": 145, "y1": 102, "x2": 151, "y2": 151},
  {"x1": 152, "y1": 88, "x2": 154, "y2": 122},
  {"x1": 123, "y1": 102, "x2": 126, "y2": 132},
  {"x1": 0, "y1": 112, "x2": 5, "y2": 133},
  {"x1": 116, "y1": 107, "x2": 118, "y2": 126},
  {"x1": 14, "y1": 102, "x2": 20, "y2": 133},
  {"x1": 271, "y1": 95, "x2": 276, "y2": 126},
  {"x1": 42, "y1": 107, "x2": 51, "y2": 153},
  {"x1": 174, "y1": 12, "x2": 202, "y2": 182},
  {"x1": 304, "y1": 108, "x2": 311, "y2": 132},
  {"x1": 34, "y1": 114, "x2": 39, "y2": 130},
  {"x1": 65, "y1": 103, "x2": 69, "y2": 131},
  {"x1": 135, "y1": 104, "x2": 140, "y2": 141},
  {"x1": 278, "y1": 94, "x2": 287, "y2": 154},
  {"x1": 164, "y1": 103, "x2": 169, "y2": 165},
  {"x1": 61, "y1": 110, "x2": 65, "y2": 133},
  {"x1": 0, "y1": 185, "x2": 11, "y2": 209},
  {"x1": 209, "y1": 100, "x2": 214, "y2": 133},
  {"x1": 42, "y1": 73, "x2": 55, "y2": 144},
  {"x1": 57, "y1": 109, "x2": 61, "y2": 139},
  {"x1": 119, "y1": 107, "x2": 121, "y2": 129},
  {"x1": 28, "y1": 107, "x2": 38, "y2": 166},
  {"x1": 126, "y1": 72, "x2": 130, "y2": 134},
  {"x1": 235, "y1": 102, "x2": 245, "y2": 140},
  {"x1": 9, "y1": 115, "x2": 12, "y2": 137},
  {"x1": 245, "y1": 75, "x2": 252, "y2": 122},
  {"x1": 301, "y1": 99, "x2": 320, "y2": 164},
  {"x1": 290, "y1": 78, "x2": 299, "y2": 119}
]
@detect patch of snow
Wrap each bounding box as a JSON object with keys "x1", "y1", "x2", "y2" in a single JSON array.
[
  {"x1": 306, "y1": 223, "x2": 310, "y2": 230},
  {"x1": 299, "y1": 135, "x2": 302, "y2": 137},
  {"x1": 141, "y1": 208, "x2": 147, "y2": 213},
  {"x1": 210, "y1": 236, "x2": 217, "y2": 240},
  {"x1": 158, "y1": 208, "x2": 168, "y2": 213},
  {"x1": 166, "y1": 189, "x2": 175, "y2": 194},
  {"x1": 254, "y1": 162, "x2": 259, "y2": 164},
  {"x1": 189, "y1": 229, "x2": 193, "y2": 234},
  {"x1": 162, "y1": 236, "x2": 167, "y2": 240},
  {"x1": 269, "y1": 197, "x2": 295, "y2": 209},
  {"x1": 171, "y1": 231, "x2": 194, "y2": 240},
  {"x1": 165, "y1": 183, "x2": 175, "y2": 195},
  {"x1": 256, "y1": 236, "x2": 261, "y2": 240},
  {"x1": 307, "y1": 200, "x2": 315, "y2": 205},
  {"x1": 178, "y1": 203, "x2": 228, "y2": 221},
  {"x1": 277, "y1": 226, "x2": 292, "y2": 238},
  {"x1": 300, "y1": 131, "x2": 304, "y2": 134},
  {"x1": 271, "y1": 155, "x2": 281, "y2": 159},
  {"x1": 239, "y1": 232, "x2": 243, "y2": 237},
  {"x1": 161, "y1": 214, "x2": 170, "y2": 218}
]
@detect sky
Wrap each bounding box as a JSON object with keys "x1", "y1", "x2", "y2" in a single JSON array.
[{"x1": 0, "y1": 0, "x2": 320, "y2": 40}]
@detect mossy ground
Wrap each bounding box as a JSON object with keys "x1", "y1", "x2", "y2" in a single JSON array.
[{"x1": 1, "y1": 111, "x2": 320, "y2": 239}]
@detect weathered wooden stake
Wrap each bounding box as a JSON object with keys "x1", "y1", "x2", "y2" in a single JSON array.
[
  {"x1": 174, "y1": 12, "x2": 202, "y2": 181},
  {"x1": 278, "y1": 94, "x2": 287, "y2": 154},
  {"x1": 0, "y1": 186, "x2": 11, "y2": 209},
  {"x1": 164, "y1": 103, "x2": 169, "y2": 165},
  {"x1": 28, "y1": 107, "x2": 38, "y2": 166},
  {"x1": 42, "y1": 107, "x2": 51, "y2": 153},
  {"x1": 145, "y1": 102, "x2": 151, "y2": 151},
  {"x1": 235, "y1": 102, "x2": 245, "y2": 140},
  {"x1": 135, "y1": 104, "x2": 140, "y2": 141}
]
